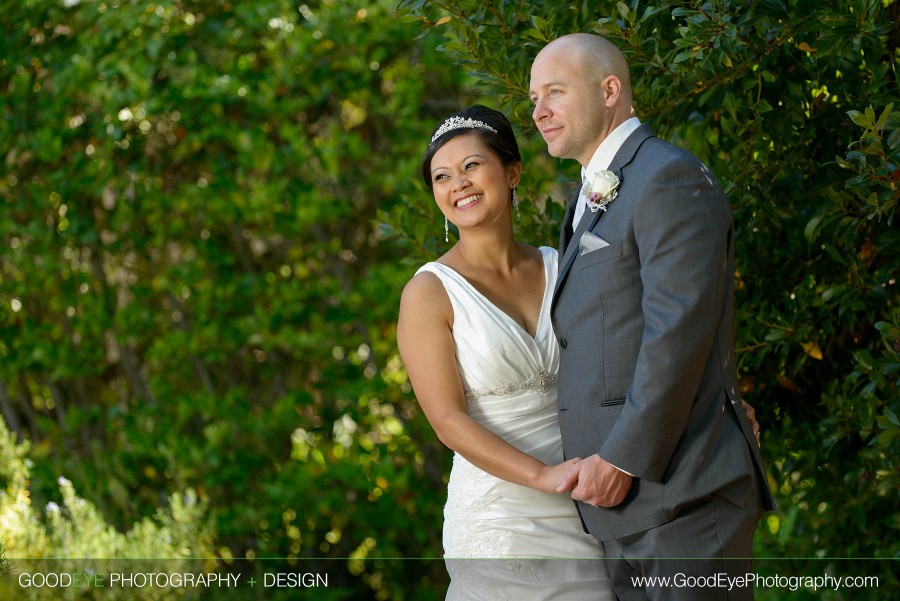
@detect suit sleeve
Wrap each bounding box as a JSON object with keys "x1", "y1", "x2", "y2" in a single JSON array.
[{"x1": 598, "y1": 152, "x2": 732, "y2": 482}]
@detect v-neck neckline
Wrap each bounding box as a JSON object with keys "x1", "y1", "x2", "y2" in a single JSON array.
[{"x1": 433, "y1": 248, "x2": 550, "y2": 340}]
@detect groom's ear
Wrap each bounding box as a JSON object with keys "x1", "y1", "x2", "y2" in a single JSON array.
[{"x1": 601, "y1": 75, "x2": 622, "y2": 107}]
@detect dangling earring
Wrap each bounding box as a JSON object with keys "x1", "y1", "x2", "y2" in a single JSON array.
[
  {"x1": 444, "y1": 216, "x2": 449, "y2": 242},
  {"x1": 512, "y1": 188, "x2": 520, "y2": 221}
]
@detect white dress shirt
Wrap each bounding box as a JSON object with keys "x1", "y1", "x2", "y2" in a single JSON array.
[{"x1": 573, "y1": 116, "x2": 642, "y2": 229}]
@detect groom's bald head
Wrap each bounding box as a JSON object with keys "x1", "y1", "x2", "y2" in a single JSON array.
[{"x1": 539, "y1": 34, "x2": 633, "y2": 102}]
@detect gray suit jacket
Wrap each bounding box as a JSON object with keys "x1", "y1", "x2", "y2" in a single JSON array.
[{"x1": 551, "y1": 124, "x2": 775, "y2": 541}]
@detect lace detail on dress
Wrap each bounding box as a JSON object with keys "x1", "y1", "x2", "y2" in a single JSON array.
[
  {"x1": 464, "y1": 370, "x2": 558, "y2": 402},
  {"x1": 510, "y1": 559, "x2": 542, "y2": 580},
  {"x1": 447, "y1": 559, "x2": 510, "y2": 601},
  {"x1": 444, "y1": 457, "x2": 511, "y2": 558}
]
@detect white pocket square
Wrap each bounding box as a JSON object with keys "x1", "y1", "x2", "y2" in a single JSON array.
[{"x1": 579, "y1": 231, "x2": 611, "y2": 255}]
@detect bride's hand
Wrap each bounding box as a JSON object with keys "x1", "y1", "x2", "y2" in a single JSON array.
[
  {"x1": 741, "y1": 399, "x2": 761, "y2": 446},
  {"x1": 535, "y1": 458, "x2": 582, "y2": 494}
]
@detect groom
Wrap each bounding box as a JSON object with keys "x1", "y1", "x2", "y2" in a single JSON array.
[{"x1": 530, "y1": 34, "x2": 775, "y2": 599}]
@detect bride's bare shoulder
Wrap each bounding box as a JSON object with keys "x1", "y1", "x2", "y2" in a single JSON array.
[
  {"x1": 398, "y1": 269, "x2": 454, "y2": 350},
  {"x1": 399, "y1": 269, "x2": 451, "y2": 320}
]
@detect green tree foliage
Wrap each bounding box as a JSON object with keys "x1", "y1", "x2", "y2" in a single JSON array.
[
  {"x1": 1, "y1": 0, "x2": 466, "y2": 598},
  {"x1": 396, "y1": 0, "x2": 899, "y2": 596}
]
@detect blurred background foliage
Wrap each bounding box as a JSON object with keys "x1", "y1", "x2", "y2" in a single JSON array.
[{"x1": 1, "y1": 0, "x2": 898, "y2": 599}]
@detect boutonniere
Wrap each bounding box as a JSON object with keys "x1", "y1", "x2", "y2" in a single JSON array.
[{"x1": 583, "y1": 170, "x2": 620, "y2": 213}]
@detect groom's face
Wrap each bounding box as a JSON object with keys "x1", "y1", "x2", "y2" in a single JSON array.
[{"x1": 530, "y1": 46, "x2": 609, "y2": 167}]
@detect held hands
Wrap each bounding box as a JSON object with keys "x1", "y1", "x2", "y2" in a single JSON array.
[
  {"x1": 535, "y1": 457, "x2": 583, "y2": 494},
  {"x1": 556, "y1": 454, "x2": 632, "y2": 508}
]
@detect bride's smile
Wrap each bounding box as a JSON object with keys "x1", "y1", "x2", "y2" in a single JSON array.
[
  {"x1": 429, "y1": 132, "x2": 519, "y2": 231},
  {"x1": 453, "y1": 193, "x2": 482, "y2": 208}
]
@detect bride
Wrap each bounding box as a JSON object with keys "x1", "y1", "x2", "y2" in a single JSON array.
[
  {"x1": 397, "y1": 106, "x2": 757, "y2": 599},
  {"x1": 398, "y1": 105, "x2": 611, "y2": 598}
]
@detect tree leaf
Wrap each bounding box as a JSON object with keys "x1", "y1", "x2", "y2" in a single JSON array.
[
  {"x1": 847, "y1": 109, "x2": 873, "y2": 128},
  {"x1": 801, "y1": 340, "x2": 823, "y2": 360},
  {"x1": 804, "y1": 215, "x2": 823, "y2": 242}
]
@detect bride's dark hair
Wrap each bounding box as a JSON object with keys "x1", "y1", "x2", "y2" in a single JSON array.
[{"x1": 422, "y1": 105, "x2": 521, "y2": 189}]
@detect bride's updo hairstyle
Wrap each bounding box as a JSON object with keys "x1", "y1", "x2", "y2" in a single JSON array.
[{"x1": 422, "y1": 105, "x2": 521, "y2": 189}]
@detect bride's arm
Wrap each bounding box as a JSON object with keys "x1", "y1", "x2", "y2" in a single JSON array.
[{"x1": 398, "y1": 272, "x2": 577, "y2": 495}]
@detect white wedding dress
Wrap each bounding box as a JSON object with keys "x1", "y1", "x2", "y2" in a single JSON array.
[{"x1": 416, "y1": 246, "x2": 613, "y2": 600}]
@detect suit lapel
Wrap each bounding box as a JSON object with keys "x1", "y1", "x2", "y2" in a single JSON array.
[
  {"x1": 551, "y1": 124, "x2": 656, "y2": 309},
  {"x1": 552, "y1": 195, "x2": 604, "y2": 307}
]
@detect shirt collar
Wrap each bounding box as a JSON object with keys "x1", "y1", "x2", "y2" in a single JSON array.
[{"x1": 581, "y1": 116, "x2": 642, "y2": 181}]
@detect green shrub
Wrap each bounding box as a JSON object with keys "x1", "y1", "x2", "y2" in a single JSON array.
[{"x1": 0, "y1": 417, "x2": 213, "y2": 600}]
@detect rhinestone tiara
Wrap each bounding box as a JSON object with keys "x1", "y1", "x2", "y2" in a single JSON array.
[{"x1": 430, "y1": 116, "x2": 498, "y2": 143}]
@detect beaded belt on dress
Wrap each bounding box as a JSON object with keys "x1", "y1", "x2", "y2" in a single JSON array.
[{"x1": 464, "y1": 370, "x2": 558, "y2": 402}]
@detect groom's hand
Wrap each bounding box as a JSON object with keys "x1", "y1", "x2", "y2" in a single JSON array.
[
  {"x1": 564, "y1": 454, "x2": 632, "y2": 508},
  {"x1": 555, "y1": 461, "x2": 581, "y2": 494}
]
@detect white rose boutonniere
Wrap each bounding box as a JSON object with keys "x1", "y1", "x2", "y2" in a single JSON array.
[{"x1": 583, "y1": 170, "x2": 620, "y2": 213}]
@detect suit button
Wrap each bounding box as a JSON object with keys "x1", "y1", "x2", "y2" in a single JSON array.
[{"x1": 559, "y1": 337, "x2": 567, "y2": 348}]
